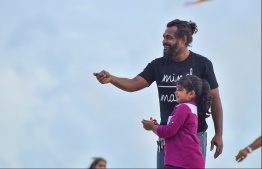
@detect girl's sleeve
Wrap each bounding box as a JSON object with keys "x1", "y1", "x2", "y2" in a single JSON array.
[{"x1": 157, "y1": 104, "x2": 190, "y2": 138}]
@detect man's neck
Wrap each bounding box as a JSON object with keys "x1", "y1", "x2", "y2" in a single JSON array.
[{"x1": 172, "y1": 49, "x2": 190, "y2": 62}]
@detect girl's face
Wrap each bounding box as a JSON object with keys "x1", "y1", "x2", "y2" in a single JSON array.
[
  {"x1": 175, "y1": 84, "x2": 194, "y2": 103},
  {"x1": 94, "y1": 160, "x2": 106, "y2": 169}
]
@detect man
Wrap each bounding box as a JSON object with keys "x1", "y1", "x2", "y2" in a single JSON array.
[{"x1": 93, "y1": 19, "x2": 223, "y2": 168}]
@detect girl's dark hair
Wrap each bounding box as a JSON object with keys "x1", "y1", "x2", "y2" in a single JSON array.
[
  {"x1": 167, "y1": 19, "x2": 198, "y2": 47},
  {"x1": 176, "y1": 75, "x2": 212, "y2": 118},
  {"x1": 88, "y1": 157, "x2": 106, "y2": 169}
]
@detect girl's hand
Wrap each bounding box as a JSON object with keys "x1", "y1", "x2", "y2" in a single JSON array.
[
  {"x1": 141, "y1": 119, "x2": 154, "y2": 130},
  {"x1": 150, "y1": 117, "x2": 159, "y2": 125}
]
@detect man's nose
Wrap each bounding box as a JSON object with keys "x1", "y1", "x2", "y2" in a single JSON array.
[{"x1": 162, "y1": 38, "x2": 167, "y2": 44}]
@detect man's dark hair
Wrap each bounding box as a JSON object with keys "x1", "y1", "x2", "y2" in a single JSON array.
[{"x1": 167, "y1": 19, "x2": 198, "y2": 47}]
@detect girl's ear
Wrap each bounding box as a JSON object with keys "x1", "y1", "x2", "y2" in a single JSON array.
[{"x1": 190, "y1": 90, "x2": 196, "y2": 98}]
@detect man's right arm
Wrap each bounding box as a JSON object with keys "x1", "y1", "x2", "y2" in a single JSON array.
[{"x1": 93, "y1": 70, "x2": 149, "y2": 92}]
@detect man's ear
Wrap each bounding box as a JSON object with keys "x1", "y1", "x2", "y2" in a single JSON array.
[{"x1": 180, "y1": 35, "x2": 187, "y2": 46}]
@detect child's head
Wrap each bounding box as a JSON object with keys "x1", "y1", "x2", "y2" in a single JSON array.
[
  {"x1": 176, "y1": 75, "x2": 212, "y2": 117},
  {"x1": 88, "y1": 157, "x2": 106, "y2": 169},
  {"x1": 176, "y1": 75, "x2": 204, "y2": 102}
]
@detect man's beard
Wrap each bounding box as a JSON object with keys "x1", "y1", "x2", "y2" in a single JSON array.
[{"x1": 163, "y1": 41, "x2": 181, "y2": 58}]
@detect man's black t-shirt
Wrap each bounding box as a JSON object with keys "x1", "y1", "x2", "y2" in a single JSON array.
[{"x1": 138, "y1": 51, "x2": 218, "y2": 132}]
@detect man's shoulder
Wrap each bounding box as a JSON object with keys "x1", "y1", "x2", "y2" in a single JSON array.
[
  {"x1": 153, "y1": 56, "x2": 167, "y2": 62},
  {"x1": 190, "y1": 51, "x2": 211, "y2": 62},
  {"x1": 148, "y1": 56, "x2": 168, "y2": 64}
]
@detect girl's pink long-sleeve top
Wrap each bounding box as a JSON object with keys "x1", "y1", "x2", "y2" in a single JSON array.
[{"x1": 157, "y1": 100, "x2": 204, "y2": 169}]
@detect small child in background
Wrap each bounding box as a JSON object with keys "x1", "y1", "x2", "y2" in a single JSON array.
[
  {"x1": 88, "y1": 157, "x2": 106, "y2": 169},
  {"x1": 142, "y1": 75, "x2": 212, "y2": 168}
]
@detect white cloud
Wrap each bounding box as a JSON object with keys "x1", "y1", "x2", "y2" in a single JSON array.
[{"x1": 0, "y1": 64, "x2": 59, "y2": 167}]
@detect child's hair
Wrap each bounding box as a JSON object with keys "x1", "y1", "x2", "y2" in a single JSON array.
[
  {"x1": 88, "y1": 157, "x2": 106, "y2": 169},
  {"x1": 176, "y1": 75, "x2": 212, "y2": 118}
]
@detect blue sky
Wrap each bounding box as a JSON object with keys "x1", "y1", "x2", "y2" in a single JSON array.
[{"x1": 0, "y1": 0, "x2": 261, "y2": 168}]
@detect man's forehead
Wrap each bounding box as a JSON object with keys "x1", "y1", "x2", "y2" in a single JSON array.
[{"x1": 163, "y1": 26, "x2": 177, "y2": 36}]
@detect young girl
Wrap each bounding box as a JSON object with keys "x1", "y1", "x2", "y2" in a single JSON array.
[{"x1": 142, "y1": 75, "x2": 212, "y2": 169}]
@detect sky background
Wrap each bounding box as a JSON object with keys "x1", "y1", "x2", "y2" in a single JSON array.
[{"x1": 0, "y1": 0, "x2": 261, "y2": 168}]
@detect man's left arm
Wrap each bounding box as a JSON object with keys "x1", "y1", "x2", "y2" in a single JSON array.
[{"x1": 210, "y1": 87, "x2": 223, "y2": 159}]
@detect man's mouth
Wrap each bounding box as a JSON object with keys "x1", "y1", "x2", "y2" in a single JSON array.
[{"x1": 164, "y1": 45, "x2": 170, "y2": 50}]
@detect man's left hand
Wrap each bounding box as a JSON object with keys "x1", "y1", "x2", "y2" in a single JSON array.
[{"x1": 210, "y1": 134, "x2": 223, "y2": 158}]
